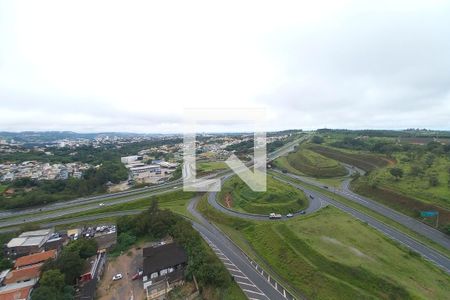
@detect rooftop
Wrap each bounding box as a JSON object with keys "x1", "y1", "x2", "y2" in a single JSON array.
[
  {"x1": 3, "y1": 264, "x2": 42, "y2": 285},
  {"x1": 18, "y1": 229, "x2": 53, "y2": 237},
  {"x1": 14, "y1": 250, "x2": 57, "y2": 269},
  {"x1": 143, "y1": 243, "x2": 187, "y2": 276},
  {"x1": 0, "y1": 285, "x2": 33, "y2": 300}
]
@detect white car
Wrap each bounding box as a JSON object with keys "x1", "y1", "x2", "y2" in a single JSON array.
[
  {"x1": 99, "y1": 202, "x2": 105, "y2": 206},
  {"x1": 286, "y1": 213, "x2": 293, "y2": 218},
  {"x1": 112, "y1": 273, "x2": 123, "y2": 281}
]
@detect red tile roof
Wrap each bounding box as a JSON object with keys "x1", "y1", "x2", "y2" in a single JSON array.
[
  {"x1": 0, "y1": 286, "x2": 33, "y2": 300},
  {"x1": 14, "y1": 250, "x2": 56, "y2": 269},
  {"x1": 3, "y1": 264, "x2": 42, "y2": 285}
]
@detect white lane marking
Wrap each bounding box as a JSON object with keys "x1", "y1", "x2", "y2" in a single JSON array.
[
  {"x1": 201, "y1": 235, "x2": 269, "y2": 299},
  {"x1": 243, "y1": 289, "x2": 266, "y2": 296},
  {"x1": 236, "y1": 281, "x2": 257, "y2": 287}
]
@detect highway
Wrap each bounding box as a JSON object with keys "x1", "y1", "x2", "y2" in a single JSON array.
[
  {"x1": 274, "y1": 169, "x2": 450, "y2": 250},
  {"x1": 0, "y1": 199, "x2": 296, "y2": 300},
  {"x1": 188, "y1": 197, "x2": 297, "y2": 300}
]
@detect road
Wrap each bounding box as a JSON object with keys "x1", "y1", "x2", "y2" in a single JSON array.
[
  {"x1": 0, "y1": 135, "x2": 307, "y2": 221},
  {"x1": 2, "y1": 199, "x2": 293, "y2": 300},
  {"x1": 187, "y1": 196, "x2": 297, "y2": 300},
  {"x1": 270, "y1": 174, "x2": 450, "y2": 274},
  {"x1": 274, "y1": 169, "x2": 450, "y2": 251}
]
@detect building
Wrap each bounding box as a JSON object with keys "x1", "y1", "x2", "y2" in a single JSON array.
[
  {"x1": 4, "y1": 229, "x2": 54, "y2": 258},
  {"x1": 2, "y1": 264, "x2": 41, "y2": 286},
  {"x1": 130, "y1": 165, "x2": 161, "y2": 180},
  {"x1": 77, "y1": 250, "x2": 107, "y2": 300},
  {"x1": 0, "y1": 283, "x2": 33, "y2": 300},
  {"x1": 142, "y1": 243, "x2": 187, "y2": 300},
  {"x1": 121, "y1": 155, "x2": 143, "y2": 164},
  {"x1": 14, "y1": 250, "x2": 57, "y2": 270}
]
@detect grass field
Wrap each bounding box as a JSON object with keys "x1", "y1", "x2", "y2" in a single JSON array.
[
  {"x1": 197, "y1": 161, "x2": 228, "y2": 175},
  {"x1": 218, "y1": 176, "x2": 307, "y2": 215},
  {"x1": 309, "y1": 145, "x2": 393, "y2": 172},
  {"x1": 275, "y1": 148, "x2": 348, "y2": 178},
  {"x1": 39, "y1": 190, "x2": 197, "y2": 223},
  {"x1": 351, "y1": 153, "x2": 450, "y2": 229},
  {"x1": 197, "y1": 196, "x2": 450, "y2": 300}
]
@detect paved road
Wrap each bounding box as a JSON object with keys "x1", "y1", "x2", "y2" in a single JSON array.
[
  {"x1": 275, "y1": 169, "x2": 450, "y2": 251},
  {"x1": 270, "y1": 174, "x2": 450, "y2": 274},
  {"x1": 187, "y1": 197, "x2": 297, "y2": 300},
  {"x1": 0, "y1": 135, "x2": 307, "y2": 221},
  {"x1": 0, "y1": 187, "x2": 181, "y2": 228}
]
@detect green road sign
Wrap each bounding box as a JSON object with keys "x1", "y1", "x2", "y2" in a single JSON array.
[{"x1": 420, "y1": 211, "x2": 439, "y2": 217}]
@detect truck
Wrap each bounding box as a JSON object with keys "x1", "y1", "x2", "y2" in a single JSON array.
[{"x1": 269, "y1": 213, "x2": 282, "y2": 219}]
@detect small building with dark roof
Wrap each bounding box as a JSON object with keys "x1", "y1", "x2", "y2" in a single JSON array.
[{"x1": 142, "y1": 242, "x2": 187, "y2": 300}]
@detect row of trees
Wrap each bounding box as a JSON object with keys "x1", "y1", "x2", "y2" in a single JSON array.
[
  {"x1": 116, "y1": 201, "x2": 232, "y2": 288},
  {"x1": 31, "y1": 239, "x2": 98, "y2": 300}
]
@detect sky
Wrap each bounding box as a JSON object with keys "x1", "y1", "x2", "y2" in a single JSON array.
[{"x1": 0, "y1": 0, "x2": 449, "y2": 133}]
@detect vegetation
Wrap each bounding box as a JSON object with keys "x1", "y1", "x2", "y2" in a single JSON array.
[
  {"x1": 198, "y1": 196, "x2": 450, "y2": 300},
  {"x1": 218, "y1": 176, "x2": 307, "y2": 214},
  {"x1": 31, "y1": 239, "x2": 98, "y2": 299},
  {"x1": 31, "y1": 269, "x2": 74, "y2": 300},
  {"x1": 116, "y1": 201, "x2": 238, "y2": 295},
  {"x1": 308, "y1": 144, "x2": 392, "y2": 172},
  {"x1": 275, "y1": 148, "x2": 348, "y2": 178},
  {"x1": 197, "y1": 161, "x2": 228, "y2": 176},
  {"x1": 0, "y1": 161, "x2": 128, "y2": 209}
]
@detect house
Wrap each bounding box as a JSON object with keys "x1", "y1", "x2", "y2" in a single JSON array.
[
  {"x1": 3, "y1": 229, "x2": 54, "y2": 258},
  {"x1": 0, "y1": 283, "x2": 33, "y2": 300},
  {"x1": 142, "y1": 243, "x2": 187, "y2": 300},
  {"x1": 3, "y1": 264, "x2": 41, "y2": 285},
  {"x1": 14, "y1": 249, "x2": 57, "y2": 270}
]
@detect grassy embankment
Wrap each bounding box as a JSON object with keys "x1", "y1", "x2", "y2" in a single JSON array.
[
  {"x1": 274, "y1": 148, "x2": 348, "y2": 178},
  {"x1": 197, "y1": 161, "x2": 229, "y2": 176},
  {"x1": 197, "y1": 195, "x2": 450, "y2": 300},
  {"x1": 309, "y1": 145, "x2": 450, "y2": 230},
  {"x1": 218, "y1": 176, "x2": 307, "y2": 215}
]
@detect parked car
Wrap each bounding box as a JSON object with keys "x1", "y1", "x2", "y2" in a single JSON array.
[
  {"x1": 323, "y1": 185, "x2": 329, "y2": 189},
  {"x1": 112, "y1": 273, "x2": 123, "y2": 281}
]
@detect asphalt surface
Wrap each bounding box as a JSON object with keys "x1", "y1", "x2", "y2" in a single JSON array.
[
  {"x1": 0, "y1": 186, "x2": 182, "y2": 228},
  {"x1": 276, "y1": 169, "x2": 450, "y2": 251},
  {"x1": 187, "y1": 196, "x2": 296, "y2": 300},
  {"x1": 270, "y1": 173, "x2": 450, "y2": 274}
]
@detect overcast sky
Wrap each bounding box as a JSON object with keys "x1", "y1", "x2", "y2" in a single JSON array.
[{"x1": 1, "y1": 1, "x2": 449, "y2": 133}]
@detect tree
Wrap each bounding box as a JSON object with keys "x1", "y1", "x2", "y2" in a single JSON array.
[
  {"x1": 311, "y1": 136, "x2": 324, "y2": 144},
  {"x1": 31, "y1": 286, "x2": 60, "y2": 300},
  {"x1": 429, "y1": 174, "x2": 439, "y2": 187},
  {"x1": 56, "y1": 250, "x2": 85, "y2": 284},
  {"x1": 409, "y1": 165, "x2": 424, "y2": 177},
  {"x1": 40, "y1": 269, "x2": 65, "y2": 291},
  {"x1": 65, "y1": 238, "x2": 98, "y2": 259},
  {"x1": 389, "y1": 168, "x2": 404, "y2": 180}
]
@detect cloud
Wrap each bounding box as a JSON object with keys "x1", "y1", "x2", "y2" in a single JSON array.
[{"x1": 1, "y1": 1, "x2": 450, "y2": 132}]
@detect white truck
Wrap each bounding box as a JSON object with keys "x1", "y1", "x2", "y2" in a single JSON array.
[{"x1": 269, "y1": 213, "x2": 282, "y2": 219}]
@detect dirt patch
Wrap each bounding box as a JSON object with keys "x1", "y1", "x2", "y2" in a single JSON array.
[
  {"x1": 224, "y1": 193, "x2": 233, "y2": 208},
  {"x1": 97, "y1": 247, "x2": 144, "y2": 300}
]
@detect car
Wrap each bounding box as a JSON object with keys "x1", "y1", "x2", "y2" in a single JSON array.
[
  {"x1": 112, "y1": 273, "x2": 123, "y2": 281},
  {"x1": 299, "y1": 210, "x2": 306, "y2": 215},
  {"x1": 309, "y1": 195, "x2": 314, "y2": 199},
  {"x1": 99, "y1": 202, "x2": 105, "y2": 206},
  {"x1": 286, "y1": 213, "x2": 293, "y2": 218},
  {"x1": 323, "y1": 185, "x2": 329, "y2": 189}
]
